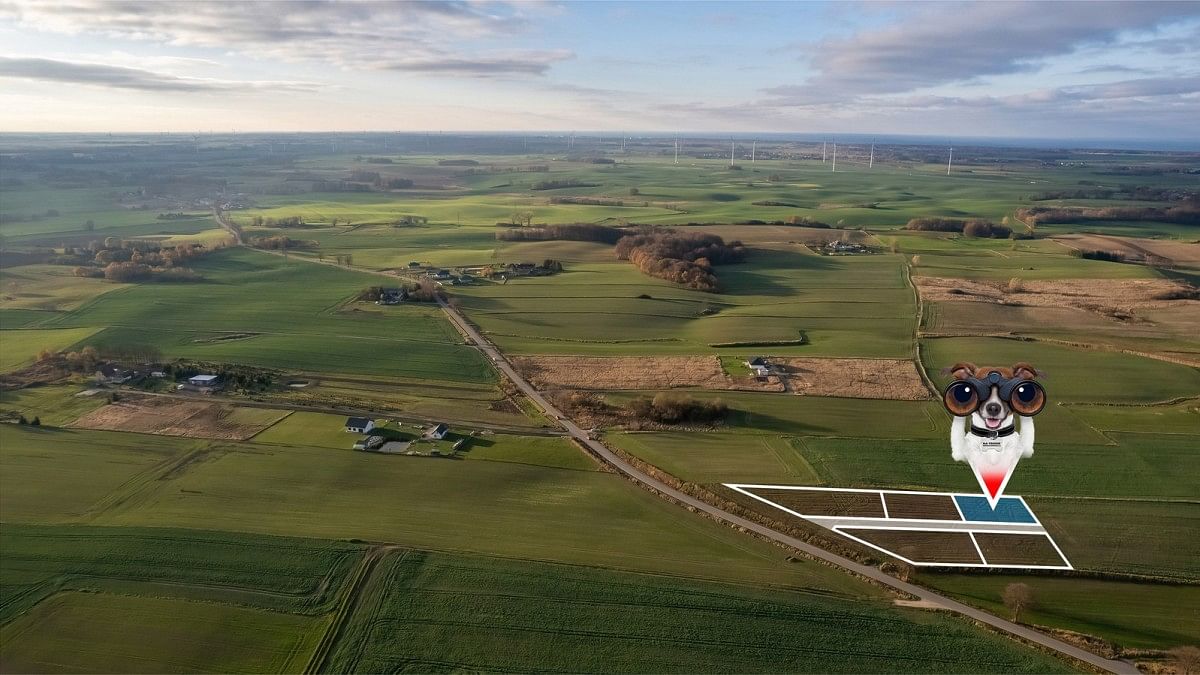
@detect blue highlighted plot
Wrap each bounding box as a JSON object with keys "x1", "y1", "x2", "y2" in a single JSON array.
[{"x1": 954, "y1": 496, "x2": 1036, "y2": 523}]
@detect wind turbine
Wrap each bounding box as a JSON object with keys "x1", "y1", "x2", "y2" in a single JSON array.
[
  {"x1": 674, "y1": 137, "x2": 679, "y2": 164},
  {"x1": 751, "y1": 140, "x2": 756, "y2": 163},
  {"x1": 730, "y1": 139, "x2": 736, "y2": 167},
  {"x1": 822, "y1": 140, "x2": 827, "y2": 163},
  {"x1": 947, "y1": 144, "x2": 954, "y2": 176},
  {"x1": 831, "y1": 140, "x2": 837, "y2": 172},
  {"x1": 869, "y1": 138, "x2": 875, "y2": 169}
]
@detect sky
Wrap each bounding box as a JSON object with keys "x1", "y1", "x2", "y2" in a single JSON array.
[{"x1": 0, "y1": 0, "x2": 1198, "y2": 141}]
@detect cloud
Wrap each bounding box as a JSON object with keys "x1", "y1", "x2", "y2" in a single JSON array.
[
  {"x1": 382, "y1": 50, "x2": 573, "y2": 77},
  {"x1": 0, "y1": 56, "x2": 320, "y2": 92},
  {"x1": 0, "y1": 0, "x2": 571, "y2": 77},
  {"x1": 770, "y1": 1, "x2": 1200, "y2": 102}
]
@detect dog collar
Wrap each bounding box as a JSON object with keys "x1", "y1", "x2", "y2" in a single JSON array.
[{"x1": 969, "y1": 424, "x2": 1016, "y2": 439}]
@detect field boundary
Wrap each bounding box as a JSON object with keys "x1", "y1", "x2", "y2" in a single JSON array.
[{"x1": 725, "y1": 484, "x2": 1073, "y2": 571}]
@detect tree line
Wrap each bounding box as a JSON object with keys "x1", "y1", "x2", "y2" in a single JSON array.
[
  {"x1": 905, "y1": 217, "x2": 1013, "y2": 238},
  {"x1": 1016, "y1": 201, "x2": 1200, "y2": 227}
]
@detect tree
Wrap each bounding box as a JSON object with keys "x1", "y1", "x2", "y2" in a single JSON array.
[
  {"x1": 1171, "y1": 646, "x2": 1200, "y2": 675},
  {"x1": 1002, "y1": 583, "x2": 1034, "y2": 622},
  {"x1": 31, "y1": 416, "x2": 41, "y2": 426},
  {"x1": 83, "y1": 219, "x2": 95, "y2": 231},
  {"x1": 17, "y1": 415, "x2": 28, "y2": 425},
  {"x1": 36, "y1": 348, "x2": 55, "y2": 363},
  {"x1": 629, "y1": 187, "x2": 640, "y2": 196}
]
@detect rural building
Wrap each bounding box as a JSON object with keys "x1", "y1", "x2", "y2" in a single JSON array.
[
  {"x1": 507, "y1": 262, "x2": 537, "y2": 276},
  {"x1": 353, "y1": 435, "x2": 385, "y2": 451},
  {"x1": 824, "y1": 239, "x2": 866, "y2": 254},
  {"x1": 95, "y1": 364, "x2": 132, "y2": 384},
  {"x1": 426, "y1": 423, "x2": 449, "y2": 440},
  {"x1": 744, "y1": 357, "x2": 770, "y2": 379},
  {"x1": 345, "y1": 417, "x2": 375, "y2": 433},
  {"x1": 188, "y1": 374, "x2": 220, "y2": 387},
  {"x1": 375, "y1": 288, "x2": 408, "y2": 305}
]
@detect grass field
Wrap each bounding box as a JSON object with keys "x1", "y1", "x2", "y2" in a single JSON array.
[
  {"x1": 922, "y1": 337, "x2": 1200, "y2": 404},
  {"x1": 0, "y1": 425, "x2": 200, "y2": 522},
  {"x1": 0, "y1": 524, "x2": 361, "y2": 672},
  {"x1": 0, "y1": 384, "x2": 107, "y2": 426},
  {"x1": 37, "y1": 247, "x2": 495, "y2": 381},
  {"x1": 85, "y1": 440, "x2": 868, "y2": 593},
  {"x1": 921, "y1": 574, "x2": 1200, "y2": 651},
  {"x1": 0, "y1": 327, "x2": 99, "y2": 371},
  {"x1": 0, "y1": 591, "x2": 325, "y2": 674},
  {"x1": 455, "y1": 250, "x2": 916, "y2": 357},
  {"x1": 326, "y1": 549, "x2": 1070, "y2": 674}
]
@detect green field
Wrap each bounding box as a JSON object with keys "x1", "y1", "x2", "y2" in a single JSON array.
[
  {"x1": 921, "y1": 574, "x2": 1200, "y2": 650},
  {"x1": 39, "y1": 247, "x2": 494, "y2": 382},
  {"x1": 0, "y1": 327, "x2": 99, "y2": 371},
  {"x1": 2, "y1": 136, "x2": 1197, "y2": 671},
  {"x1": 327, "y1": 549, "x2": 1070, "y2": 674},
  {"x1": 0, "y1": 524, "x2": 360, "y2": 672}
]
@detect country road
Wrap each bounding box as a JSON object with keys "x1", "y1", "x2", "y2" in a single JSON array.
[
  {"x1": 220, "y1": 219, "x2": 1136, "y2": 673},
  {"x1": 435, "y1": 296, "x2": 1139, "y2": 675}
]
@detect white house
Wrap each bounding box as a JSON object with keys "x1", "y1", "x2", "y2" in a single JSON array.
[
  {"x1": 345, "y1": 417, "x2": 375, "y2": 434},
  {"x1": 426, "y1": 423, "x2": 449, "y2": 440}
]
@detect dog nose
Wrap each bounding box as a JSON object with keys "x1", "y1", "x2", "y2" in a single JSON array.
[{"x1": 986, "y1": 402, "x2": 1001, "y2": 416}]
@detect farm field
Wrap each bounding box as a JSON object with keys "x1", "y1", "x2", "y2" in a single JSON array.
[
  {"x1": 0, "y1": 524, "x2": 359, "y2": 672},
  {"x1": 30, "y1": 437, "x2": 868, "y2": 593},
  {"x1": 40, "y1": 247, "x2": 495, "y2": 382},
  {"x1": 2, "y1": 134, "x2": 1197, "y2": 671},
  {"x1": 921, "y1": 574, "x2": 1200, "y2": 651},
  {"x1": 326, "y1": 549, "x2": 1070, "y2": 674},
  {"x1": 0, "y1": 326, "x2": 99, "y2": 371}
]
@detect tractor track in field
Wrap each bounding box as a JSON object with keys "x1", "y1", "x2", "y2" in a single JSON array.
[
  {"x1": 305, "y1": 546, "x2": 401, "y2": 674},
  {"x1": 230, "y1": 234, "x2": 1138, "y2": 674}
]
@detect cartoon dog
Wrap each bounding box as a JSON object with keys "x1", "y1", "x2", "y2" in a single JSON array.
[{"x1": 943, "y1": 362, "x2": 1044, "y2": 467}]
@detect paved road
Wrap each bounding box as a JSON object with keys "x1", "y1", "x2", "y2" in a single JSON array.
[{"x1": 436, "y1": 297, "x2": 1138, "y2": 675}]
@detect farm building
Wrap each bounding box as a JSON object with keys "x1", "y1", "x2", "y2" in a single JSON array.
[
  {"x1": 95, "y1": 364, "x2": 132, "y2": 384},
  {"x1": 188, "y1": 374, "x2": 220, "y2": 387},
  {"x1": 345, "y1": 417, "x2": 375, "y2": 433},
  {"x1": 426, "y1": 423, "x2": 449, "y2": 440},
  {"x1": 375, "y1": 288, "x2": 408, "y2": 305},
  {"x1": 744, "y1": 357, "x2": 770, "y2": 378}
]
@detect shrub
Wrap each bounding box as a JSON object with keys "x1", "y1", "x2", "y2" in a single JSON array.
[{"x1": 628, "y1": 393, "x2": 729, "y2": 424}]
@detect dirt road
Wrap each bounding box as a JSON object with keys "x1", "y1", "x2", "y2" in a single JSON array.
[{"x1": 436, "y1": 296, "x2": 1138, "y2": 674}]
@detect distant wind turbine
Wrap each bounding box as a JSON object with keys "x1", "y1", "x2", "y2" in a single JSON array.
[
  {"x1": 674, "y1": 137, "x2": 679, "y2": 164},
  {"x1": 751, "y1": 140, "x2": 756, "y2": 163},
  {"x1": 869, "y1": 138, "x2": 875, "y2": 169},
  {"x1": 831, "y1": 140, "x2": 837, "y2": 173},
  {"x1": 822, "y1": 140, "x2": 827, "y2": 163},
  {"x1": 947, "y1": 145, "x2": 954, "y2": 176},
  {"x1": 730, "y1": 139, "x2": 735, "y2": 167}
]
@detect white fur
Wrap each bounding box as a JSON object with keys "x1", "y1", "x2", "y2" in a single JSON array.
[{"x1": 950, "y1": 414, "x2": 1035, "y2": 462}]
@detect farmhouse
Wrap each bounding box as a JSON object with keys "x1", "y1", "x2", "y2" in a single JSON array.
[
  {"x1": 426, "y1": 422, "x2": 449, "y2": 440},
  {"x1": 375, "y1": 288, "x2": 408, "y2": 305},
  {"x1": 188, "y1": 374, "x2": 220, "y2": 387},
  {"x1": 744, "y1": 357, "x2": 770, "y2": 379},
  {"x1": 345, "y1": 417, "x2": 375, "y2": 433},
  {"x1": 95, "y1": 364, "x2": 132, "y2": 384}
]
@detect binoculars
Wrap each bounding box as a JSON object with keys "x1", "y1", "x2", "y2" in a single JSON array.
[{"x1": 943, "y1": 370, "x2": 1046, "y2": 416}]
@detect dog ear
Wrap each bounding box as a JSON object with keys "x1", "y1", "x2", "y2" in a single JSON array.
[
  {"x1": 1012, "y1": 362, "x2": 1040, "y2": 379},
  {"x1": 942, "y1": 362, "x2": 977, "y2": 379}
]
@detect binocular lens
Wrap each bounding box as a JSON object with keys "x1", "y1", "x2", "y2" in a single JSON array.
[
  {"x1": 1010, "y1": 381, "x2": 1046, "y2": 416},
  {"x1": 943, "y1": 382, "x2": 979, "y2": 416}
]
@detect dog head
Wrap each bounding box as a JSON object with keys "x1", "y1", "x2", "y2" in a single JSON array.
[{"x1": 944, "y1": 362, "x2": 1042, "y2": 429}]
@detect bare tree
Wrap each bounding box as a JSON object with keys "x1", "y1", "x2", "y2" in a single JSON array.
[
  {"x1": 1172, "y1": 646, "x2": 1200, "y2": 675},
  {"x1": 1002, "y1": 583, "x2": 1034, "y2": 622}
]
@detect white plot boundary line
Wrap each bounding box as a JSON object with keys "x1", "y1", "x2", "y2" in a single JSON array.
[{"x1": 724, "y1": 484, "x2": 1072, "y2": 570}]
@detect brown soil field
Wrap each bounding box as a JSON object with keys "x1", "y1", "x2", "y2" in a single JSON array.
[
  {"x1": 70, "y1": 395, "x2": 283, "y2": 440},
  {"x1": 841, "y1": 528, "x2": 983, "y2": 564},
  {"x1": 753, "y1": 488, "x2": 886, "y2": 518},
  {"x1": 773, "y1": 357, "x2": 931, "y2": 400},
  {"x1": 510, "y1": 355, "x2": 782, "y2": 392},
  {"x1": 1053, "y1": 234, "x2": 1200, "y2": 267},
  {"x1": 882, "y1": 493, "x2": 962, "y2": 520},
  {"x1": 973, "y1": 532, "x2": 1067, "y2": 566},
  {"x1": 915, "y1": 276, "x2": 1197, "y2": 319}
]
